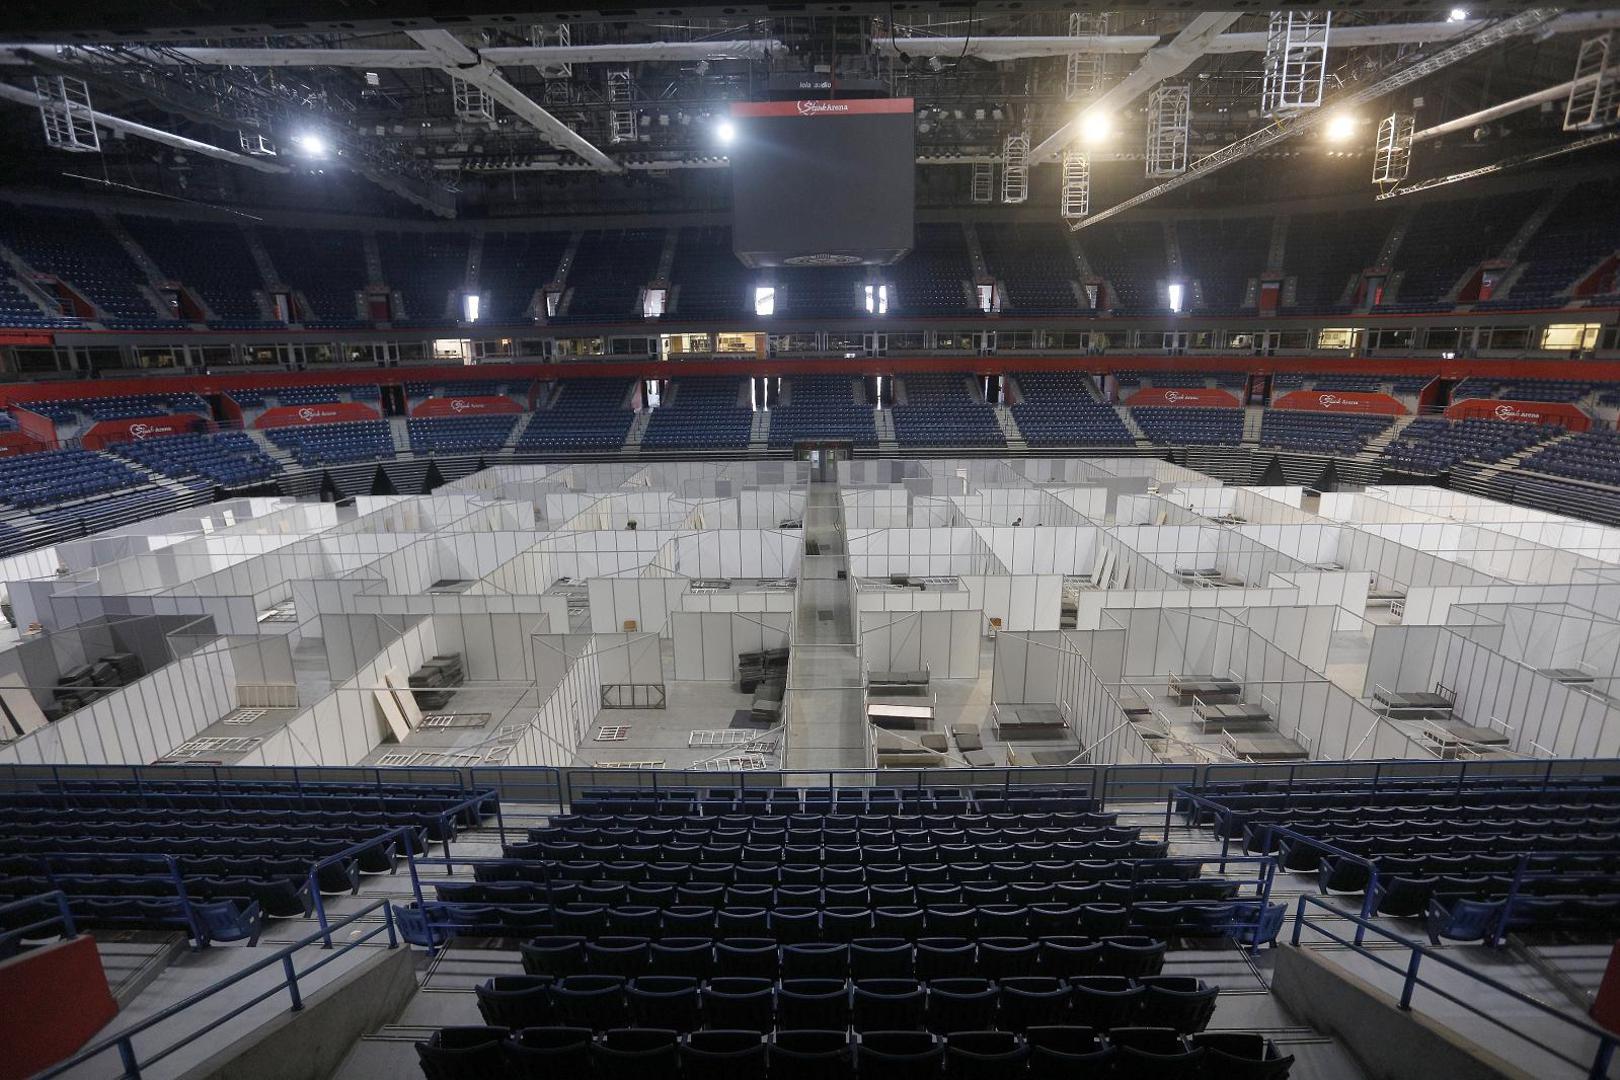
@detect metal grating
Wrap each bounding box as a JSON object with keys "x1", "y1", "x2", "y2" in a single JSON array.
[
  {"x1": 689, "y1": 729, "x2": 767, "y2": 747},
  {"x1": 377, "y1": 753, "x2": 417, "y2": 767},
  {"x1": 1001, "y1": 133, "x2": 1030, "y2": 205},
  {"x1": 1060, "y1": 149, "x2": 1091, "y2": 222},
  {"x1": 598, "y1": 759, "x2": 665, "y2": 769},
  {"x1": 168, "y1": 736, "x2": 261, "y2": 757},
  {"x1": 595, "y1": 725, "x2": 631, "y2": 742},
  {"x1": 418, "y1": 712, "x2": 492, "y2": 729},
  {"x1": 1261, "y1": 11, "x2": 1331, "y2": 117},
  {"x1": 710, "y1": 754, "x2": 771, "y2": 771},
  {"x1": 222, "y1": 708, "x2": 267, "y2": 726},
  {"x1": 1372, "y1": 112, "x2": 1415, "y2": 189},
  {"x1": 1145, "y1": 85, "x2": 1191, "y2": 178}
]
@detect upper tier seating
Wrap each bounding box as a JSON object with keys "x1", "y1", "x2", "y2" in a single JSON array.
[
  {"x1": 264, "y1": 421, "x2": 396, "y2": 466},
  {"x1": 120, "y1": 215, "x2": 277, "y2": 328},
  {"x1": 0, "y1": 273, "x2": 79, "y2": 328},
  {"x1": 1130, "y1": 407, "x2": 1243, "y2": 446},
  {"x1": 406, "y1": 379, "x2": 532, "y2": 403},
  {"x1": 1117, "y1": 371, "x2": 1246, "y2": 392},
  {"x1": 0, "y1": 205, "x2": 178, "y2": 327},
  {"x1": 642, "y1": 378, "x2": 754, "y2": 450},
  {"x1": 892, "y1": 376, "x2": 1003, "y2": 448},
  {"x1": 1176, "y1": 219, "x2": 1270, "y2": 313},
  {"x1": 1381, "y1": 191, "x2": 1544, "y2": 310},
  {"x1": 109, "y1": 431, "x2": 280, "y2": 486},
  {"x1": 1488, "y1": 178, "x2": 1620, "y2": 308},
  {"x1": 670, "y1": 228, "x2": 751, "y2": 321},
  {"x1": 1271, "y1": 374, "x2": 1413, "y2": 395},
  {"x1": 1382, "y1": 417, "x2": 1551, "y2": 473},
  {"x1": 559, "y1": 230, "x2": 664, "y2": 322},
  {"x1": 19, "y1": 393, "x2": 210, "y2": 424},
  {"x1": 889, "y1": 224, "x2": 976, "y2": 317},
  {"x1": 1281, "y1": 207, "x2": 1394, "y2": 313},
  {"x1": 378, "y1": 230, "x2": 469, "y2": 325},
  {"x1": 979, "y1": 224, "x2": 1084, "y2": 315},
  {"x1": 270, "y1": 384, "x2": 382, "y2": 407},
  {"x1": 1521, "y1": 431, "x2": 1620, "y2": 485},
  {"x1": 769, "y1": 379, "x2": 877, "y2": 449},
  {"x1": 1009, "y1": 373, "x2": 1134, "y2": 448},
  {"x1": 1259, "y1": 410, "x2": 1392, "y2": 455},
  {"x1": 0, "y1": 780, "x2": 495, "y2": 945},
  {"x1": 1084, "y1": 221, "x2": 1169, "y2": 315},
  {"x1": 520, "y1": 382, "x2": 634, "y2": 452},
  {"x1": 408, "y1": 416, "x2": 519, "y2": 454},
  {"x1": 479, "y1": 230, "x2": 571, "y2": 324},
  {"x1": 257, "y1": 226, "x2": 368, "y2": 326},
  {"x1": 1452, "y1": 378, "x2": 1601, "y2": 403},
  {"x1": 0, "y1": 448, "x2": 147, "y2": 508},
  {"x1": 773, "y1": 268, "x2": 865, "y2": 320}
]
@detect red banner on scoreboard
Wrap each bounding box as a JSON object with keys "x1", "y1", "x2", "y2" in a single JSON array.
[
  {"x1": 731, "y1": 98, "x2": 915, "y2": 118},
  {"x1": 1444, "y1": 397, "x2": 1592, "y2": 431},
  {"x1": 1272, "y1": 390, "x2": 1408, "y2": 415},
  {"x1": 410, "y1": 395, "x2": 523, "y2": 418},
  {"x1": 80, "y1": 415, "x2": 206, "y2": 450},
  {"x1": 253, "y1": 402, "x2": 381, "y2": 429},
  {"x1": 1124, "y1": 387, "x2": 1242, "y2": 408}
]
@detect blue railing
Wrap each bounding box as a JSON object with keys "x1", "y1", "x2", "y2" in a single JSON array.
[
  {"x1": 0, "y1": 889, "x2": 76, "y2": 955},
  {"x1": 35, "y1": 899, "x2": 398, "y2": 1080},
  {"x1": 1290, "y1": 894, "x2": 1619, "y2": 1080}
]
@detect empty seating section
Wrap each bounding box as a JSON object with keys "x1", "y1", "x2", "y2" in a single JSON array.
[
  {"x1": 480, "y1": 230, "x2": 570, "y2": 323},
  {"x1": 769, "y1": 379, "x2": 876, "y2": 449},
  {"x1": 409, "y1": 417, "x2": 520, "y2": 454},
  {"x1": 0, "y1": 449, "x2": 146, "y2": 508},
  {"x1": 1083, "y1": 222, "x2": 1168, "y2": 315},
  {"x1": 1176, "y1": 219, "x2": 1270, "y2": 313},
  {"x1": 110, "y1": 432, "x2": 280, "y2": 486},
  {"x1": 272, "y1": 384, "x2": 379, "y2": 407},
  {"x1": 1282, "y1": 209, "x2": 1391, "y2": 313},
  {"x1": 1130, "y1": 408, "x2": 1242, "y2": 446},
  {"x1": 561, "y1": 230, "x2": 664, "y2": 322},
  {"x1": 406, "y1": 380, "x2": 532, "y2": 404},
  {"x1": 0, "y1": 205, "x2": 171, "y2": 326},
  {"x1": 0, "y1": 780, "x2": 493, "y2": 945},
  {"x1": 1118, "y1": 371, "x2": 1245, "y2": 392},
  {"x1": 774, "y1": 268, "x2": 864, "y2": 319},
  {"x1": 378, "y1": 231, "x2": 469, "y2": 325},
  {"x1": 1384, "y1": 192, "x2": 1543, "y2": 310},
  {"x1": 892, "y1": 376, "x2": 1002, "y2": 447},
  {"x1": 21, "y1": 393, "x2": 210, "y2": 424},
  {"x1": 671, "y1": 228, "x2": 751, "y2": 321},
  {"x1": 1181, "y1": 775, "x2": 1620, "y2": 942},
  {"x1": 643, "y1": 379, "x2": 753, "y2": 450},
  {"x1": 1383, "y1": 417, "x2": 1551, "y2": 473},
  {"x1": 1452, "y1": 378, "x2": 1600, "y2": 403},
  {"x1": 1259, "y1": 411, "x2": 1391, "y2": 455},
  {"x1": 1271, "y1": 374, "x2": 1388, "y2": 394},
  {"x1": 1010, "y1": 374, "x2": 1133, "y2": 448},
  {"x1": 258, "y1": 227, "x2": 368, "y2": 325},
  {"x1": 979, "y1": 224, "x2": 1082, "y2": 314},
  {"x1": 521, "y1": 382, "x2": 633, "y2": 452},
  {"x1": 121, "y1": 216, "x2": 276, "y2": 328},
  {"x1": 0, "y1": 273, "x2": 76, "y2": 328},
  {"x1": 1496, "y1": 179, "x2": 1620, "y2": 307},
  {"x1": 411, "y1": 783, "x2": 1293, "y2": 1080},
  {"x1": 1522, "y1": 431, "x2": 1620, "y2": 485},
  {"x1": 264, "y1": 421, "x2": 396, "y2": 465},
  {"x1": 889, "y1": 224, "x2": 975, "y2": 316}
]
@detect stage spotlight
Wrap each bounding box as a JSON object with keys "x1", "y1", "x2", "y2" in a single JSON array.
[
  {"x1": 716, "y1": 120, "x2": 736, "y2": 145},
  {"x1": 1324, "y1": 113, "x2": 1357, "y2": 143},
  {"x1": 1447, "y1": 8, "x2": 1469, "y2": 22},
  {"x1": 296, "y1": 132, "x2": 328, "y2": 157},
  {"x1": 1079, "y1": 110, "x2": 1113, "y2": 145}
]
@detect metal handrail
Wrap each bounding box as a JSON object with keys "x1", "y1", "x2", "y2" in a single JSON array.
[
  {"x1": 1289, "y1": 893, "x2": 1620, "y2": 1080},
  {"x1": 35, "y1": 899, "x2": 398, "y2": 1080},
  {"x1": 0, "y1": 889, "x2": 75, "y2": 950}
]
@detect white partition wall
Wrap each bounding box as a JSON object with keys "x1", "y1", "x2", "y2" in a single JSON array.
[
  {"x1": 859, "y1": 610, "x2": 982, "y2": 678},
  {"x1": 671, "y1": 612, "x2": 792, "y2": 681}
]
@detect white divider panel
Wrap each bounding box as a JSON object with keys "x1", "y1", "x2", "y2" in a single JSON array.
[
  {"x1": 670, "y1": 612, "x2": 792, "y2": 681},
  {"x1": 505, "y1": 636, "x2": 604, "y2": 767},
  {"x1": 961, "y1": 574, "x2": 1062, "y2": 631},
  {"x1": 588, "y1": 577, "x2": 690, "y2": 634},
  {"x1": 594, "y1": 632, "x2": 666, "y2": 684},
  {"x1": 859, "y1": 610, "x2": 981, "y2": 678}
]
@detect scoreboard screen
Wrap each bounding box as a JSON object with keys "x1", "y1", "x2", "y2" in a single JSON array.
[{"x1": 730, "y1": 98, "x2": 915, "y2": 268}]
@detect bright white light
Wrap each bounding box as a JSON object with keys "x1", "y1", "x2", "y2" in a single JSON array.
[
  {"x1": 1325, "y1": 114, "x2": 1357, "y2": 143},
  {"x1": 1447, "y1": 8, "x2": 1469, "y2": 22},
  {"x1": 1167, "y1": 283, "x2": 1185, "y2": 314},
  {"x1": 462, "y1": 293, "x2": 480, "y2": 322},
  {"x1": 716, "y1": 120, "x2": 737, "y2": 144},
  {"x1": 754, "y1": 285, "x2": 774, "y2": 317},
  {"x1": 296, "y1": 133, "x2": 328, "y2": 157},
  {"x1": 1079, "y1": 110, "x2": 1113, "y2": 145}
]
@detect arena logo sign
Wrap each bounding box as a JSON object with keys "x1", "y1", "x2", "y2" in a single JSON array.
[
  {"x1": 796, "y1": 100, "x2": 851, "y2": 116},
  {"x1": 127, "y1": 421, "x2": 180, "y2": 440}
]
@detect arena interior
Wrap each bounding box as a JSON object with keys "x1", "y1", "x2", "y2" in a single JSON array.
[{"x1": 3, "y1": 2, "x2": 1620, "y2": 1078}]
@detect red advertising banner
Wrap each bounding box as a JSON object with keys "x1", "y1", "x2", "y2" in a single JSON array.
[
  {"x1": 79, "y1": 415, "x2": 206, "y2": 450},
  {"x1": 253, "y1": 402, "x2": 381, "y2": 429},
  {"x1": 1444, "y1": 398, "x2": 1592, "y2": 431},
  {"x1": 410, "y1": 395, "x2": 523, "y2": 418},
  {"x1": 11, "y1": 407, "x2": 57, "y2": 447},
  {"x1": 0, "y1": 432, "x2": 48, "y2": 457},
  {"x1": 731, "y1": 98, "x2": 914, "y2": 118},
  {"x1": 1272, "y1": 390, "x2": 1408, "y2": 415},
  {"x1": 1124, "y1": 387, "x2": 1241, "y2": 408}
]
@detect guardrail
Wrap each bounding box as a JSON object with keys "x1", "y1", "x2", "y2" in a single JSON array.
[
  {"x1": 35, "y1": 900, "x2": 398, "y2": 1080},
  {"x1": 1289, "y1": 894, "x2": 1619, "y2": 1080},
  {"x1": 0, "y1": 889, "x2": 75, "y2": 955}
]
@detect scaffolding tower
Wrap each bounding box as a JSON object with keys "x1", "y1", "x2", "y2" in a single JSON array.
[
  {"x1": 33, "y1": 75, "x2": 100, "y2": 153},
  {"x1": 452, "y1": 77, "x2": 496, "y2": 123},
  {"x1": 1001, "y1": 133, "x2": 1030, "y2": 204},
  {"x1": 1066, "y1": 12, "x2": 1110, "y2": 102},
  {"x1": 1372, "y1": 112, "x2": 1415, "y2": 190},
  {"x1": 1565, "y1": 32, "x2": 1620, "y2": 130},
  {"x1": 1060, "y1": 149, "x2": 1091, "y2": 222},
  {"x1": 1145, "y1": 84, "x2": 1191, "y2": 177},
  {"x1": 970, "y1": 161, "x2": 995, "y2": 204},
  {"x1": 607, "y1": 68, "x2": 637, "y2": 145},
  {"x1": 532, "y1": 22, "x2": 575, "y2": 80},
  {"x1": 1261, "y1": 11, "x2": 1332, "y2": 117}
]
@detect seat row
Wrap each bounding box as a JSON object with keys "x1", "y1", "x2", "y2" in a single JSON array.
[
  {"x1": 544, "y1": 810, "x2": 1120, "y2": 832},
  {"x1": 415, "y1": 1026, "x2": 1294, "y2": 1080},
  {"x1": 471, "y1": 859, "x2": 1203, "y2": 890},
  {"x1": 0, "y1": 871, "x2": 313, "y2": 917},
  {"x1": 471, "y1": 973, "x2": 1218, "y2": 1036},
  {"x1": 5, "y1": 806, "x2": 460, "y2": 838}
]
